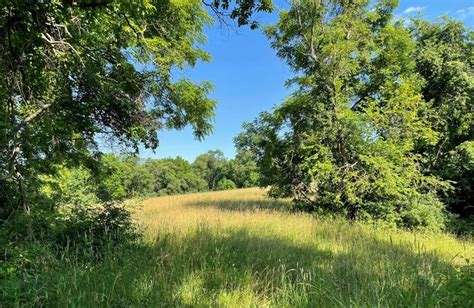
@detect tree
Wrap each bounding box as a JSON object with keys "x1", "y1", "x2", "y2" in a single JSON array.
[
  {"x1": 226, "y1": 149, "x2": 260, "y2": 188},
  {"x1": 237, "y1": 0, "x2": 447, "y2": 230},
  {"x1": 94, "y1": 154, "x2": 154, "y2": 201},
  {"x1": 192, "y1": 150, "x2": 227, "y2": 190},
  {"x1": 410, "y1": 18, "x2": 474, "y2": 219},
  {"x1": 0, "y1": 0, "x2": 273, "y2": 219},
  {"x1": 96, "y1": 154, "x2": 133, "y2": 201},
  {"x1": 144, "y1": 157, "x2": 207, "y2": 195},
  {"x1": 204, "y1": 0, "x2": 273, "y2": 29}
]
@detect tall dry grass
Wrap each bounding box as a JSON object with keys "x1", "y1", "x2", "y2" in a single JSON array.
[{"x1": 19, "y1": 188, "x2": 474, "y2": 306}]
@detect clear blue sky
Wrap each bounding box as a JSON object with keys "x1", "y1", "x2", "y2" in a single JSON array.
[{"x1": 140, "y1": 0, "x2": 473, "y2": 162}]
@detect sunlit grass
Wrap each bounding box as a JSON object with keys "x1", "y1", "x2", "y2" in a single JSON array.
[{"x1": 30, "y1": 188, "x2": 474, "y2": 306}]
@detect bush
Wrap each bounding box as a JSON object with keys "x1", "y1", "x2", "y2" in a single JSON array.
[
  {"x1": 399, "y1": 193, "x2": 447, "y2": 232},
  {"x1": 447, "y1": 215, "x2": 474, "y2": 237},
  {"x1": 217, "y1": 178, "x2": 237, "y2": 190},
  {"x1": 0, "y1": 198, "x2": 139, "y2": 305},
  {"x1": 52, "y1": 201, "x2": 139, "y2": 255}
]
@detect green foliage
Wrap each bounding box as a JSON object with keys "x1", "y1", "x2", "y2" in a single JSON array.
[
  {"x1": 1, "y1": 0, "x2": 472, "y2": 304},
  {"x1": 192, "y1": 150, "x2": 228, "y2": 190},
  {"x1": 33, "y1": 164, "x2": 140, "y2": 252},
  {"x1": 436, "y1": 141, "x2": 474, "y2": 226},
  {"x1": 95, "y1": 154, "x2": 153, "y2": 201},
  {"x1": 192, "y1": 149, "x2": 260, "y2": 191},
  {"x1": 207, "y1": 0, "x2": 274, "y2": 29},
  {"x1": 217, "y1": 178, "x2": 237, "y2": 190},
  {"x1": 0, "y1": 0, "x2": 272, "y2": 220},
  {"x1": 1, "y1": 173, "x2": 138, "y2": 304},
  {"x1": 0, "y1": 0, "x2": 216, "y2": 211},
  {"x1": 226, "y1": 150, "x2": 260, "y2": 188},
  {"x1": 237, "y1": 0, "x2": 452, "y2": 230},
  {"x1": 410, "y1": 18, "x2": 474, "y2": 219},
  {"x1": 0, "y1": 1, "x2": 273, "y2": 305},
  {"x1": 41, "y1": 166, "x2": 99, "y2": 206},
  {"x1": 144, "y1": 157, "x2": 207, "y2": 195},
  {"x1": 39, "y1": 150, "x2": 260, "y2": 205}
]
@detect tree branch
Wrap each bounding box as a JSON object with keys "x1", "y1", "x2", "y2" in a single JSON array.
[{"x1": 13, "y1": 103, "x2": 52, "y2": 136}]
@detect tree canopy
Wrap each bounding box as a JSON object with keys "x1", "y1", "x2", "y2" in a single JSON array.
[
  {"x1": 0, "y1": 0, "x2": 272, "y2": 218},
  {"x1": 237, "y1": 0, "x2": 472, "y2": 230},
  {"x1": 410, "y1": 18, "x2": 473, "y2": 218}
]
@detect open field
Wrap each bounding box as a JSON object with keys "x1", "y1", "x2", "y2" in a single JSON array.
[{"x1": 32, "y1": 188, "x2": 473, "y2": 306}]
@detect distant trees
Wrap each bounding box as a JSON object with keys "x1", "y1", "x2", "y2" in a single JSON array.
[
  {"x1": 95, "y1": 155, "x2": 154, "y2": 200},
  {"x1": 226, "y1": 151, "x2": 260, "y2": 188},
  {"x1": 44, "y1": 150, "x2": 260, "y2": 204},
  {"x1": 236, "y1": 0, "x2": 473, "y2": 231},
  {"x1": 192, "y1": 150, "x2": 228, "y2": 191},
  {"x1": 217, "y1": 178, "x2": 238, "y2": 190},
  {"x1": 144, "y1": 157, "x2": 207, "y2": 196},
  {"x1": 191, "y1": 149, "x2": 260, "y2": 191}
]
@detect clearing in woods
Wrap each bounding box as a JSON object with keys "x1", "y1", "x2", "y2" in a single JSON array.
[{"x1": 53, "y1": 188, "x2": 474, "y2": 306}]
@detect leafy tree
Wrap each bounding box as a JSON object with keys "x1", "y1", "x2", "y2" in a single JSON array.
[
  {"x1": 94, "y1": 154, "x2": 154, "y2": 201},
  {"x1": 41, "y1": 166, "x2": 99, "y2": 208},
  {"x1": 204, "y1": 0, "x2": 273, "y2": 29},
  {"x1": 144, "y1": 157, "x2": 207, "y2": 195},
  {"x1": 95, "y1": 154, "x2": 133, "y2": 201},
  {"x1": 237, "y1": 0, "x2": 447, "y2": 230},
  {"x1": 126, "y1": 156, "x2": 155, "y2": 198},
  {"x1": 410, "y1": 18, "x2": 473, "y2": 219},
  {"x1": 192, "y1": 150, "x2": 227, "y2": 190},
  {"x1": 0, "y1": 0, "x2": 272, "y2": 219},
  {"x1": 226, "y1": 150, "x2": 260, "y2": 188}
]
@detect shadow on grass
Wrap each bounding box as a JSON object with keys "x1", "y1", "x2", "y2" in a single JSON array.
[
  {"x1": 183, "y1": 198, "x2": 292, "y2": 212},
  {"x1": 35, "y1": 224, "x2": 473, "y2": 307}
]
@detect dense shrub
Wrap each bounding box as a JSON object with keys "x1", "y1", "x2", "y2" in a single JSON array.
[
  {"x1": 52, "y1": 201, "x2": 139, "y2": 253},
  {"x1": 1, "y1": 164, "x2": 138, "y2": 299},
  {"x1": 217, "y1": 178, "x2": 238, "y2": 190},
  {"x1": 436, "y1": 141, "x2": 474, "y2": 219}
]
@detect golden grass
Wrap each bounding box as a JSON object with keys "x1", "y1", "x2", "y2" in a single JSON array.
[
  {"x1": 137, "y1": 188, "x2": 473, "y2": 265},
  {"x1": 39, "y1": 188, "x2": 474, "y2": 306},
  {"x1": 118, "y1": 188, "x2": 473, "y2": 306}
]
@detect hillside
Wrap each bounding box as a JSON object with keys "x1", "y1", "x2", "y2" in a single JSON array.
[{"x1": 42, "y1": 188, "x2": 473, "y2": 306}]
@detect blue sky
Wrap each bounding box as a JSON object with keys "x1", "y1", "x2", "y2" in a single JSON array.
[{"x1": 140, "y1": 0, "x2": 473, "y2": 162}]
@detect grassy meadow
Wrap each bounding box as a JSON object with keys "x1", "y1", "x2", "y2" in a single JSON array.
[{"x1": 23, "y1": 188, "x2": 473, "y2": 307}]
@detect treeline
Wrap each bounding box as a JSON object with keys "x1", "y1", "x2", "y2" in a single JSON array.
[{"x1": 44, "y1": 150, "x2": 259, "y2": 205}]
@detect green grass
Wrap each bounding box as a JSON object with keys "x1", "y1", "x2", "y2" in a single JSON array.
[{"x1": 9, "y1": 188, "x2": 474, "y2": 306}]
